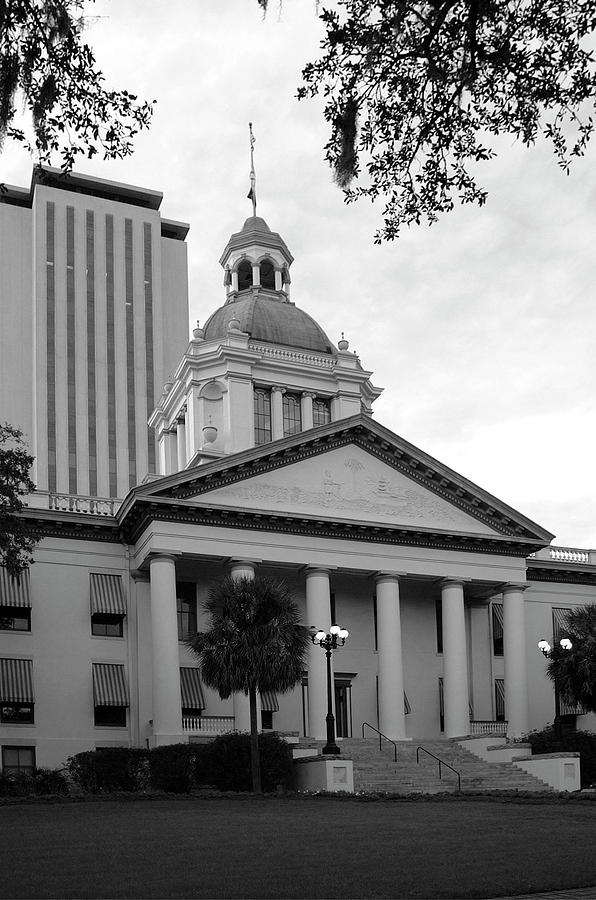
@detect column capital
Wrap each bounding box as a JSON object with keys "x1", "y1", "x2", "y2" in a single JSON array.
[
  {"x1": 502, "y1": 582, "x2": 530, "y2": 594},
  {"x1": 148, "y1": 551, "x2": 182, "y2": 565},
  {"x1": 301, "y1": 391, "x2": 316, "y2": 399},
  {"x1": 271, "y1": 384, "x2": 286, "y2": 395},
  {"x1": 439, "y1": 577, "x2": 468, "y2": 590},
  {"x1": 305, "y1": 566, "x2": 334, "y2": 578},
  {"x1": 375, "y1": 571, "x2": 406, "y2": 583}
]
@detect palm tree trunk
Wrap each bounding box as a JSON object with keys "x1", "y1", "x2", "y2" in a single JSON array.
[{"x1": 248, "y1": 685, "x2": 262, "y2": 793}]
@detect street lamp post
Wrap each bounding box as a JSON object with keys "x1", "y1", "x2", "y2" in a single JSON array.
[
  {"x1": 311, "y1": 624, "x2": 349, "y2": 755},
  {"x1": 538, "y1": 637, "x2": 573, "y2": 738}
]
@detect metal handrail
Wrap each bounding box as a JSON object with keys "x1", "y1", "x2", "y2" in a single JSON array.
[
  {"x1": 416, "y1": 746, "x2": 461, "y2": 792},
  {"x1": 361, "y1": 722, "x2": 397, "y2": 762}
]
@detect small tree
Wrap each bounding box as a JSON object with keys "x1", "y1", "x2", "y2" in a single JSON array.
[
  {"x1": 188, "y1": 575, "x2": 309, "y2": 793},
  {"x1": 0, "y1": 424, "x2": 36, "y2": 577},
  {"x1": 546, "y1": 605, "x2": 596, "y2": 713}
]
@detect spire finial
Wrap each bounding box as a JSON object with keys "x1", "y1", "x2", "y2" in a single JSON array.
[{"x1": 247, "y1": 122, "x2": 257, "y2": 217}]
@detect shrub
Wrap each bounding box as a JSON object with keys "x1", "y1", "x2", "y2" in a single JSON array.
[
  {"x1": 0, "y1": 772, "x2": 35, "y2": 797},
  {"x1": 525, "y1": 725, "x2": 596, "y2": 788},
  {"x1": 148, "y1": 743, "x2": 197, "y2": 793},
  {"x1": 33, "y1": 767, "x2": 69, "y2": 796},
  {"x1": 198, "y1": 732, "x2": 294, "y2": 793},
  {"x1": 67, "y1": 747, "x2": 149, "y2": 793}
]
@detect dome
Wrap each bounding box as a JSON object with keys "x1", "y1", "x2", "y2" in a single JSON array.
[
  {"x1": 203, "y1": 295, "x2": 336, "y2": 355},
  {"x1": 241, "y1": 215, "x2": 271, "y2": 233}
]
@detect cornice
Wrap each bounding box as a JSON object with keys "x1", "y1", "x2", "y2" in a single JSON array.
[
  {"x1": 20, "y1": 508, "x2": 121, "y2": 543},
  {"x1": 527, "y1": 563, "x2": 596, "y2": 586},
  {"x1": 119, "y1": 496, "x2": 544, "y2": 557}
]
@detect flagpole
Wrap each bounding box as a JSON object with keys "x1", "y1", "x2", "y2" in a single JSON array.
[{"x1": 248, "y1": 122, "x2": 257, "y2": 217}]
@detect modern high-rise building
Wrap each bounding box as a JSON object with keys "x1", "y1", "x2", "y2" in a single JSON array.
[
  {"x1": 0, "y1": 168, "x2": 189, "y2": 501},
  {"x1": 0, "y1": 170, "x2": 594, "y2": 791}
]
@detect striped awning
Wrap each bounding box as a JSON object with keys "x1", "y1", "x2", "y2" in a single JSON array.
[
  {"x1": 0, "y1": 567, "x2": 31, "y2": 608},
  {"x1": 552, "y1": 608, "x2": 571, "y2": 641},
  {"x1": 495, "y1": 679, "x2": 505, "y2": 719},
  {"x1": 90, "y1": 574, "x2": 126, "y2": 616},
  {"x1": 0, "y1": 658, "x2": 34, "y2": 702},
  {"x1": 404, "y1": 692, "x2": 411, "y2": 715},
  {"x1": 492, "y1": 603, "x2": 504, "y2": 638},
  {"x1": 92, "y1": 663, "x2": 129, "y2": 707},
  {"x1": 180, "y1": 667, "x2": 205, "y2": 710},
  {"x1": 260, "y1": 690, "x2": 279, "y2": 712}
]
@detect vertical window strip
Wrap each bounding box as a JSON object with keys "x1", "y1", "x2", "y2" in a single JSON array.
[
  {"x1": 66, "y1": 206, "x2": 77, "y2": 494},
  {"x1": 143, "y1": 223, "x2": 155, "y2": 473},
  {"x1": 312, "y1": 398, "x2": 331, "y2": 426},
  {"x1": 46, "y1": 202, "x2": 56, "y2": 492},
  {"x1": 124, "y1": 219, "x2": 136, "y2": 488},
  {"x1": 105, "y1": 215, "x2": 117, "y2": 497},
  {"x1": 86, "y1": 211, "x2": 97, "y2": 495},
  {"x1": 254, "y1": 388, "x2": 272, "y2": 445},
  {"x1": 282, "y1": 392, "x2": 302, "y2": 436}
]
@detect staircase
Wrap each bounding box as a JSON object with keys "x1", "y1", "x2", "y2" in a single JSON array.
[{"x1": 296, "y1": 738, "x2": 553, "y2": 794}]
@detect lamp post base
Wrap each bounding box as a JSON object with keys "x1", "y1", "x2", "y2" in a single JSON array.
[{"x1": 322, "y1": 713, "x2": 340, "y2": 755}]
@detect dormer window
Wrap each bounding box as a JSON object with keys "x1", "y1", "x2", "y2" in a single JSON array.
[
  {"x1": 237, "y1": 259, "x2": 253, "y2": 291},
  {"x1": 260, "y1": 258, "x2": 275, "y2": 290}
]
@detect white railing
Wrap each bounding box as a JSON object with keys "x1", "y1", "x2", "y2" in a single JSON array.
[
  {"x1": 48, "y1": 493, "x2": 121, "y2": 516},
  {"x1": 528, "y1": 546, "x2": 594, "y2": 565},
  {"x1": 248, "y1": 342, "x2": 337, "y2": 369},
  {"x1": 183, "y1": 715, "x2": 235, "y2": 735},
  {"x1": 470, "y1": 720, "x2": 508, "y2": 736}
]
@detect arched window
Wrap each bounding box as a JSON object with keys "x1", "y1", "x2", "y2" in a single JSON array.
[
  {"x1": 260, "y1": 258, "x2": 276, "y2": 290},
  {"x1": 237, "y1": 259, "x2": 253, "y2": 291}
]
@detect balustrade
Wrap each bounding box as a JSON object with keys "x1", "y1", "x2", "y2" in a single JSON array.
[{"x1": 182, "y1": 715, "x2": 235, "y2": 735}]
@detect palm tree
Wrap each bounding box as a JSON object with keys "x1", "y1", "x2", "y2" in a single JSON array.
[
  {"x1": 188, "y1": 575, "x2": 309, "y2": 793},
  {"x1": 546, "y1": 604, "x2": 596, "y2": 713}
]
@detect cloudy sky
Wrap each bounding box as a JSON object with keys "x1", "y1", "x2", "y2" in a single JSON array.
[{"x1": 3, "y1": 1, "x2": 595, "y2": 548}]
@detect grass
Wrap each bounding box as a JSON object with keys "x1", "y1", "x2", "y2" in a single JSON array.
[{"x1": 1, "y1": 794, "x2": 596, "y2": 899}]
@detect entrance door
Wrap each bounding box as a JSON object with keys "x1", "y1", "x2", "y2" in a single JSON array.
[{"x1": 334, "y1": 682, "x2": 351, "y2": 738}]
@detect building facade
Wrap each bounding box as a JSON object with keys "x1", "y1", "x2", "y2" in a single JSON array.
[{"x1": 0, "y1": 177, "x2": 594, "y2": 773}]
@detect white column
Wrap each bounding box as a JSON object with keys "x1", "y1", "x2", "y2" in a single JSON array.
[
  {"x1": 503, "y1": 583, "x2": 530, "y2": 738},
  {"x1": 271, "y1": 386, "x2": 285, "y2": 441},
  {"x1": 229, "y1": 560, "x2": 260, "y2": 733},
  {"x1": 176, "y1": 415, "x2": 186, "y2": 471},
  {"x1": 376, "y1": 574, "x2": 407, "y2": 740},
  {"x1": 301, "y1": 392, "x2": 315, "y2": 431},
  {"x1": 441, "y1": 579, "x2": 470, "y2": 738},
  {"x1": 252, "y1": 264, "x2": 260, "y2": 286},
  {"x1": 306, "y1": 568, "x2": 332, "y2": 740},
  {"x1": 149, "y1": 554, "x2": 183, "y2": 746}
]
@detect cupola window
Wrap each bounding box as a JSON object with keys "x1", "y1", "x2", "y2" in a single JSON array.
[
  {"x1": 237, "y1": 259, "x2": 253, "y2": 291},
  {"x1": 282, "y1": 392, "x2": 302, "y2": 436},
  {"x1": 254, "y1": 388, "x2": 272, "y2": 445},
  {"x1": 312, "y1": 398, "x2": 331, "y2": 426},
  {"x1": 260, "y1": 258, "x2": 275, "y2": 290}
]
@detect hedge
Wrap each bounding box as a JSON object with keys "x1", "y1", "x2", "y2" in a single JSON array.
[{"x1": 524, "y1": 726, "x2": 596, "y2": 787}]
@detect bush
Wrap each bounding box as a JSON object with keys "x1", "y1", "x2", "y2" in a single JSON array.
[
  {"x1": 67, "y1": 747, "x2": 149, "y2": 793},
  {"x1": 0, "y1": 772, "x2": 35, "y2": 797},
  {"x1": 525, "y1": 726, "x2": 596, "y2": 788},
  {"x1": 33, "y1": 767, "x2": 69, "y2": 796},
  {"x1": 198, "y1": 732, "x2": 294, "y2": 793},
  {"x1": 148, "y1": 743, "x2": 197, "y2": 793}
]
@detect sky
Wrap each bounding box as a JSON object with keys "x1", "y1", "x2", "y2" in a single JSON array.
[{"x1": 2, "y1": 1, "x2": 595, "y2": 549}]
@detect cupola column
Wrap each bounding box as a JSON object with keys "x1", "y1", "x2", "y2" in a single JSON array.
[
  {"x1": 274, "y1": 269, "x2": 283, "y2": 291},
  {"x1": 376, "y1": 574, "x2": 407, "y2": 740},
  {"x1": 271, "y1": 386, "x2": 285, "y2": 441},
  {"x1": 301, "y1": 392, "x2": 315, "y2": 431},
  {"x1": 231, "y1": 270, "x2": 239, "y2": 292},
  {"x1": 176, "y1": 412, "x2": 186, "y2": 471},
  {"x1": 502, "y1": 584, "x2": 530, "y2": 738},
  {"x1": 252, "y1": 264, "x2": 260, "y2": 287}
]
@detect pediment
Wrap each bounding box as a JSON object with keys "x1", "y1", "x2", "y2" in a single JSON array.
[{"x1": 183, "y1": 444, "x2": 500, "y2": 536}]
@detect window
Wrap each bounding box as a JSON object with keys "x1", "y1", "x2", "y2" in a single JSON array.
[
  {"x1": 282, "y1": 392, "x2": 301, "y2": 436},
  {"x1": 260, "y1": 690, "x2": 278, "y2": 732},
  {"x1": 330, "y1": 592, "x2": 336, "y2": 627},
  {"x1": 495, "y1": 679, "x2": 505, "y2": 721},
  {"x1": 254, "y1": 388, "x2": 272, "y2": 445},
  {"x1": 177, "y1": 583, "x2": 197, "y2": 641},
  {"x1": 492, "y1": 603, "x2": 504, "y2": 656},
  {"x1": 237, "y1": 259, "x2": 253, "y2": 291},
  {"x1": 259, "y1": 258, "x2": 275, "y2": 289},
  {"x1": 373, "y1": 594, "x2": 378, "y2": 651},
  {"x1": 91, "y1": 614, "x2": 124, "y2": 637},
  {"x1": 0, "y1": 607, "x2": 31, "y2": 632},
  {"x1": 261, "y1": 710, "x2": 273, "y2": 730},
  {"x1": 312, "y1": 398, "x2": 331, "y2": 426},
  {"x1": 94, "y1": 706, "x2": 126, "y2": 727},
  {"x1": 438, "y1": 677, "x2": 444, "y2": 732},
  {"x1": 2, "y1": 745, "x2": 35, "y2": 775},
  {"x1": 1, "y1": 703, "x2": 34, "y2": 724}
]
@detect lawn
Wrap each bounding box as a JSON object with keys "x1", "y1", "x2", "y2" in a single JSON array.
[{"x1": 1, "y1": 794, "x2": 595, "y2": 899}]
